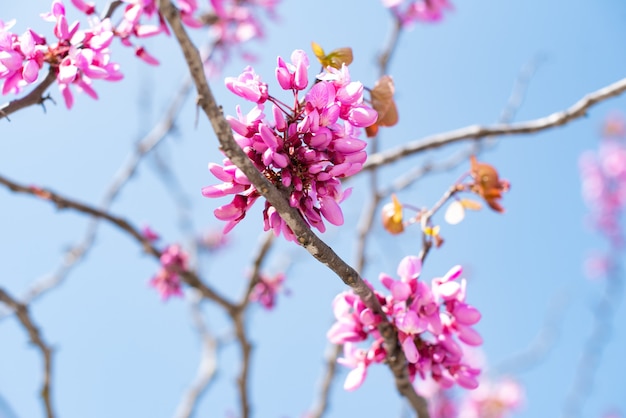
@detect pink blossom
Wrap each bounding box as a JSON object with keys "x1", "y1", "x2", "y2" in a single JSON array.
[
  {"x1": 149, "y1": 244, "x2": 188, "y2": 300},
  {"x1": 249, "y1": 272, "x2": 286, "y2": 309},
  {"x1": 204, "y1": 50, "x2": 376, "y2": 241},
  {"x1": 142, "y1": 225, "x2": 160, "y2": 242},
  {"x1": 458, "y1": 377, "x2": 524, "y2": 418},
  {"x1": 329, "y1": 257, "x2": 483, "y2": 391}
]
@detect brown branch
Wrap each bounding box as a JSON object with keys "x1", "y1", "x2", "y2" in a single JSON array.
[
  {"x1": 0, "y1": 287, "x2": 55, "y2": 418},
  {"x1": 236, "y1": 232, "x2": 275, "y2": 311},
  {"x1": 102, "y1": 0, "x2": 123, "y2": 20},
  {"x1": 0, "y1": 67, "x2": 57, "y2": 120},
  {"x1": 0, "y1": 172, "x2": 235, "y2": 313},
  {"x1": 158, "y1": 1, "x2": 428, "y2": 416},
  {"x1": 308, "y1": 344, "x2": 343, "y2": 418},
  {"x1": 232, "y1": 311, "x2": 252, "y2": 418},
  {"x1": 364, "y1": 77, "x2": 626, "y2": 171}
]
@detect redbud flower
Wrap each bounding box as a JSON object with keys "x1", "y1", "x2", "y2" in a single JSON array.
[
  {"x1": 249, "y1": 272, "x2": 286, "y2": 309},
  {"x1": 204, "y1": 49, "x2": 377, "y2": 241},
  {"x1": 150, "y1": 244, "x2": 188, "y2": 300},
  {"x1": 329, "y1": 257, "x2": 482, "y2": 391}
]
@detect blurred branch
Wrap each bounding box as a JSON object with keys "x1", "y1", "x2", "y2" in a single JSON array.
[
  {"x1": 4, "y1": 78, "x2": 193, "y2": 312},
  {"x1": 308, "y1": 344, "x2": 343, "y2": 418},
  {"x1": 236, "y1": 232, "x2": 275, "y2": 310},
  {"x1": 378, "y1": 18, "x2": 403, "y2": 76},
  {"x1": 499, "y1": 54, "x2": 546, "y2": 124},
  {"x1": 0, "y1": 68, "x2": 57, "y2": 121},
  {"x1": 0, "y1": 288, "x2": 55, "y2": 418},
  {"x1": 174, "y1": 291, "x2": 219, "y2": 418},
  {"x1": 0, "y1": 172, "x2": 235, "y2": 313},
  {"x1": 562, "y1": 262, "x2": 623, "y2": 418},
  {"x1": 494, "y1": 289, "x2": 569, "y2": 375},
  {"x1": 364, "y1": 77, "x2": 626, "y2": 170},
  {"x1": 381, "y1": 55, "x2": 543, "y2": 196},
  {"x1": 158, "y1": 2, "x2": 429, "y2": 416}
]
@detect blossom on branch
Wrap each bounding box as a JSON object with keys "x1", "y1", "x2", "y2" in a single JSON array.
[
  {"x1": 203, "y1": 49, "x2": 377, "y2": 241},
  {"x1": 249, "y1": 272, "x2": 286, "y2": 309},
  {"x1": 150, "y1": 244, "x2": 188, "y2": 300},
  {"x1": 328, "y1": 256, "x2": 483, "y2": 391}
]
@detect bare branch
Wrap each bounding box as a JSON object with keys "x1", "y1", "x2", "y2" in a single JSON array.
[
  {"x1": 158, "y1": 2, "x2": 429, "y2": 415},
  {"x1": 308, "y1": 344, "x2": 343, "y2": 418},
  {"x1": 364, "y1": 77, "x2": 626, "y2": 171},
  {"x1": 0, "y1": 172, "x2": 235, "y2": 313},
  {"x1": 562, "y1": 264, "x2": 623, "y2": 418},
  {"x1": 0, "y1": 288, "x2": 55, "y2": 418},
  {"x1": 5, "y1": 78, "x2": 193, "y2": 311},
  {"x1": 236, "y1": 232, "x2": 275, "y2": 310},
  {"x1": 174, "y1": 291, "x2": 219, "y2": 418},
  {"x1": 494, "y1": 289, "x2": 569, "y2": 375}
]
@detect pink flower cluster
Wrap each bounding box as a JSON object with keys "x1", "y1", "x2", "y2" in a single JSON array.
[
  {"x1": 202, "y1": 50, "x2": 377, "y2": 241},
  {"x1": 249, "y1": 272, "x2": 286, "y2": 309},
  {"x1": 1, "y1": 0, "x2": 276, "y2": 108},
  {"x1": 381, "y1": 0, "x2": 453, "y2": 26},
  {"x1": 580, "y1": 114, "x2": 626, "y2": 248},
  {"x1": 458, "y1": 377, "x2": 523, "y2": 418},
  {"x1": 150, "y1": 244, "x2": 188, "y2": 300},
  {"x1": 327, "y1": 256, "x2": 482, "y2": 391},
  {"x1": 0, "y1": 1, "x2": 122, "y2": 108},
  {"x1": 417, "y1": 375, "x2": 523, "y2": 418}
]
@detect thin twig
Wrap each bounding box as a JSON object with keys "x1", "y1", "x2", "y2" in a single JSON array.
[
  {"x1": 0, "y1": 288, "x2": 55, "y2": 418},
  {"x1": 562, "y1": 259, "x2": 623, "y2": 418},
  {"x1": 236, "y1": 232, "x2": 275, "y2": 310},
  {"x1": 0, "y1": 172, "x2": 235, "y2": 313},
  {"x1": 158, "y1": 1, "x2": 428, "y2": 415},
  {"x1": 174, "y1": 291, "x2": 219, "y2": 418},
  {"x1": 494, "y1": 289, "x2": 569, "y2": 375},
  {"x1": 232, "y1": 311, "x2": 253, "y2": 418},
  {"x1": 308, "y1": 344, "x2": 343, "y2": 418},
  {"x1": 364, "y1": 77, "x2": 626, "y2": 171}
]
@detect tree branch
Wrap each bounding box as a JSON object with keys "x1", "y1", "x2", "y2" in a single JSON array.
[
  {"x1": 0, "y1": 287, "x2": 55, "y2": 418},
  {"x1": 174, "y1": 291, "x2": 219, "y2": 418},
  {"x1": 0, "y1": 172, "x2": 235, "y2": 313},
  {"x1": 364, "y1": 77, "x2": 626, "y2": 171}
]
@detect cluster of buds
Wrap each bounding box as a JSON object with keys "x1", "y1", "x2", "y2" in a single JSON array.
[
  {"x1": 149, "y1": 244, "x2": 189, "y2": 300},
  {"x1": 328, "y1": 256, "x2": 482, "y2": 391},
  {"x1": 202, "y1": 48, "x2": 378, "y2": 241}
]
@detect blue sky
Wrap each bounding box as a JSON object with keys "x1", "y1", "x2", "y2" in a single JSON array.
[{"x1": 1, "y1": 1, "x2": 626, "y2": 417}]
